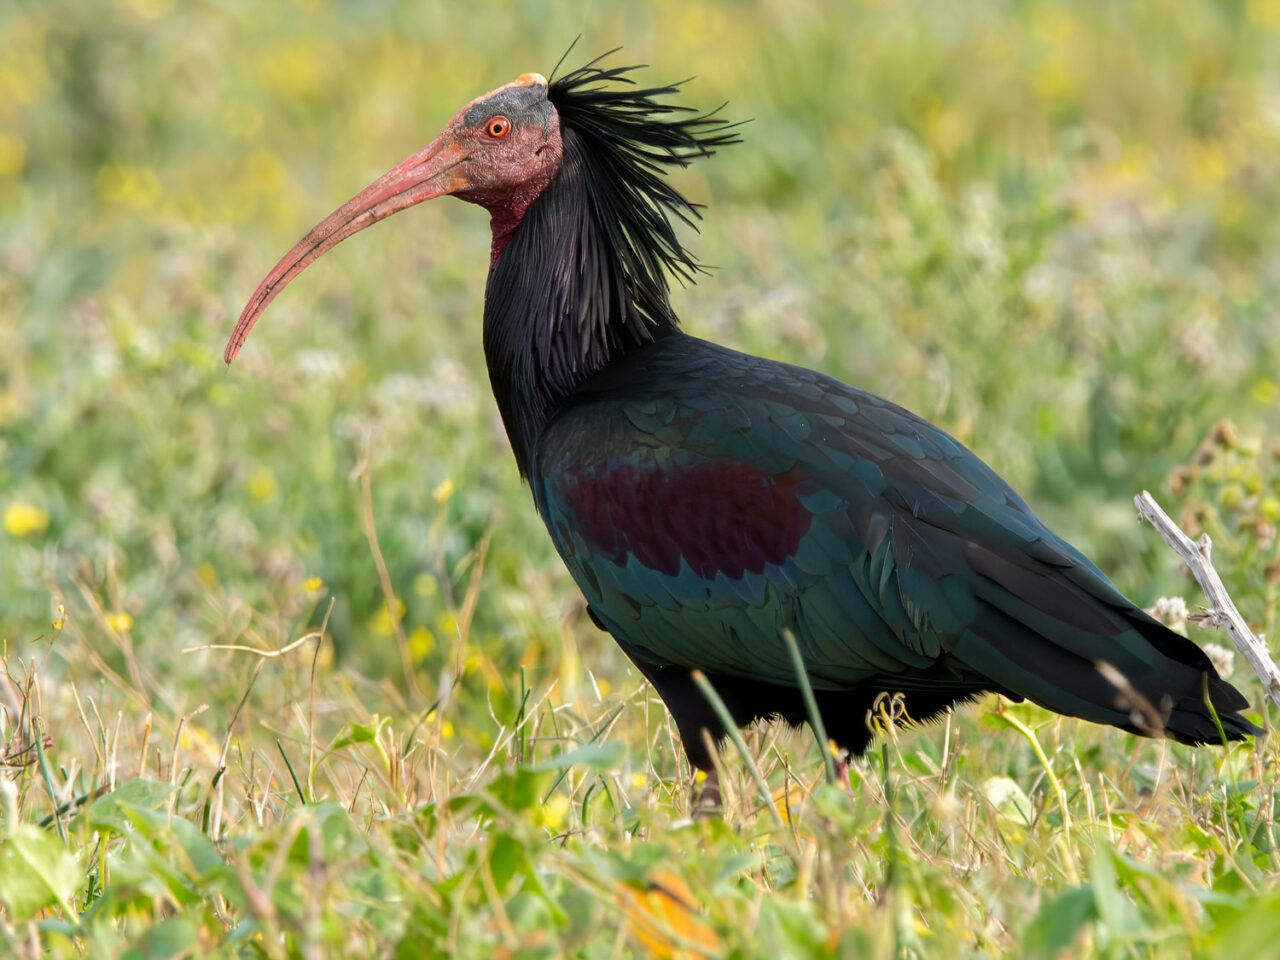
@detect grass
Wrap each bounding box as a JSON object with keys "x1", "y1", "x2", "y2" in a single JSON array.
[{"x1": 3, "y1": 0, "x2": 1280, "y2": 956}]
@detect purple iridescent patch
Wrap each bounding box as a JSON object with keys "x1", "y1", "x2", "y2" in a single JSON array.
[{"x1": 558, "y1": 458, "x2": 813, "y2": 579}]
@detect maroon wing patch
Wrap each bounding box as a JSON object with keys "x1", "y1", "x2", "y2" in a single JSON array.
[{"x1": 556, "y1": 458, "x2": 814, "y2": 579}]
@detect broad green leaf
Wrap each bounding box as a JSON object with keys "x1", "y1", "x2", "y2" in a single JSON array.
[
  {"x1": 0, "y1": 825, "x2": 80, "y2": 922},
  {"x1": 1205, "y1": 888, "x2": 1280, "y2": 960},
  {"x1": 122, "y1": 915, "x2": 197, "y2": 960},
  {"x1": 287, "y1": 803, "x2": 369, "y2": 865},
  {"x1": 85, "y1": 779, "x2": 224, "y2": 905},
  {"x1": 983, "y1": 776, "x2": 1034, "y2": 827},
  {"x1": 1020, "y1": 886, "x2": 1096, "y2": 959},
  {"x1": 486, "y1": 768, "x2": 553, "y2": 813},
  {"x1": 84, "y1": 778, "x2": 173, "y2": 834},
  {"x1": 1091, "y1": 846, "x2": 1146, "y2": 941},
  {"x1": 488, "y1": 831, "x2": 525, "y2": 894}
]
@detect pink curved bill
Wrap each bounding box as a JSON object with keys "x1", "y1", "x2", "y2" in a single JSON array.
[{"x1": 223, "y1": 135, "x2": 469, "y2": 365}]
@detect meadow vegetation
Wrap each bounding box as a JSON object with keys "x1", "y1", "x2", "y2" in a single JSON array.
[{"x1": 2, "y1": 0, "x2": 1280, "y2": 956}]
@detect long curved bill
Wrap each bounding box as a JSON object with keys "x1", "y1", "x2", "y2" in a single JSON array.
[{"x1": 223, "y1": 135, "x2": 469, "y2": 365}]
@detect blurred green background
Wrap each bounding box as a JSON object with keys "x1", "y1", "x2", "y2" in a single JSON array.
[
  {"x1": 4, "y1": 1, "x2": 1280, "y2": 955},
  {"x1": 4, "y1": 0, "x2": 1278, "y2": 673}
]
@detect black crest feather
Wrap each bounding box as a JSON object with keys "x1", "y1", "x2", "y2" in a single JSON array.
[
  {"x1": 484, "y1": 53, "x2": 740, "y2": 476},
  {"x1": 547, "y1": 52, "x2": 741, "y2": 293}
]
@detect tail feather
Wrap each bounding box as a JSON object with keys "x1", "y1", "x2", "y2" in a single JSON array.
[
  {"x1": 1164, "y1": 702, "x2": 1259, "y2": 745},
  {"x1": 952, "y1": 599, "x2": 1261, "y2": 744}
]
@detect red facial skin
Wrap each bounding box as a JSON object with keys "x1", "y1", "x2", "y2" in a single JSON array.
[{"x1": 224, "y1": 73, "x2": 562, "y2": 365}]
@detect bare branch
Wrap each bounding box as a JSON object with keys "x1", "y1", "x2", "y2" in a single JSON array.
[{"x1": 1135, "y1": 490, "x2": 1280, "y2": 711}]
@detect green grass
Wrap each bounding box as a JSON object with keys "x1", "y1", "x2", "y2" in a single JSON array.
[{"x1": 3, "y1": 0, "x2": 1280, "y2": 956}]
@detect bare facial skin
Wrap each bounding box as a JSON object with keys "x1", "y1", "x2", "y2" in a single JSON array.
[{"x1": 224, "y1": 74, "x2": 562, "y2": 365}]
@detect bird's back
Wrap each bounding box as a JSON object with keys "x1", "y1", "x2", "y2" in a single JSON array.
[{"x1": 531, "y1": 332, "x2": 1257, "y2": 751}]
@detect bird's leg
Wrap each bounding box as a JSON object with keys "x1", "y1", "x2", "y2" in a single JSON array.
[{"x1": 621, "y1": 659, "x2": 730, "y2": 816}]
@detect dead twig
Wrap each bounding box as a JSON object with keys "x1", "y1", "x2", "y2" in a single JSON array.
[
  {"x1": 1134, "y1": 489, "x2": 1280, "y2": 710},
  {"x1": 183, "y1": 632, "x2": 324, "y2": 658}
]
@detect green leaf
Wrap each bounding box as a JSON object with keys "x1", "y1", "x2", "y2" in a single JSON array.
[
  {"x1": 528, "y1": 740, "x2": 625, "y2": 772},
  {"x1": 394, "y1": 903, "x2": 449, "y2": 959},
  {"x1": 329, "y1": 715, "x2": 393, "y2": 750},
  {"x1": 713, "y1": 851, "x2": 762, "y2": 890},
  {"x1": 486, "y1": 768, "x2": 553, "y2": 813},
  {"x1": 1091, "y1": 846, "x2": 1145, "y2": 942},
  {"x1": 121, "y1": 915, "x2": 197, "y2": 960},
  {"x1": 328, "y1": 716, "x2": 393, "y2": 770},
  {"x1": 85, "y1": 778, "x2": 224, "y2": 904},
  {"x1": 981, "y1": 700, "x2": 1056, "y2": 730},
  {"x1": 84, "y1": 778, "x2": 173, "y2": 833},
  {"x1": 287, "y1": 803, "x2": 369, "y2": 865},
  {"x1": 1021, "y1": 886, "x2": 1096, "y2": 959},
  {"x1": 1205, "y1": 888, "x2": 1280, "y2": 959},
  {"x1": 0, "y1": 825, "x2": 80, "y2": 922},
  {"x1": 755, "y1": 897, "x2": 828, "y2": 952},
  {"x1": 982, "y1": 776, "x2": 1034, "y2": 827},
  {"x1": 489, "y1": 831, "x2": 525, "y2": 894}
]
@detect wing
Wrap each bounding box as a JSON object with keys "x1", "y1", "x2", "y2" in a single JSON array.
[{"x1": 532, "y1": 335, "x2": 1253, "y2": 740}]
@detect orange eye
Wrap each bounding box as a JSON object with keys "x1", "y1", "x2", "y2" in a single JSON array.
[{"x1": 486, "y1": 116, "x2": 511, "y2": 138}]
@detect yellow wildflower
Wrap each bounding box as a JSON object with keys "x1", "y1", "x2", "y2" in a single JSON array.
[
  {"x1": 541, "y1": 794, "x2": 571, "y2": 832},
  {"x1": 1250, "y1": 378, "x2": 1278, "y2": 406},
  {"x1": 369, "y1": 597, "x2": 406, "y2": 637},
  {"x1": 105, "y1": 612, "x2": 133, "y2": 632},
  {"x1": 409, "y1": 626, "x2": 435, "y2": 661},
  {"x1": 4, "y1": 502, "x2": 48, "y2": 537},
  {"x1": 248, "y1": 467, "x2": 277, "y2": 502}
]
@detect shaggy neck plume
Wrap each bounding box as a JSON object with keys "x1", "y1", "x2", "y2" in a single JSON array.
[
  {"x1": 479, "y1": 59, "x2": 739, "y2": 478},
  {"x1": 482, "y1": 128, "x2": 680, "y2": 478}
]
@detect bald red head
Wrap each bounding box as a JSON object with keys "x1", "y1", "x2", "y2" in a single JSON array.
[{"x1": 224, "y1": 74, "x2": 563, "y2": 365}]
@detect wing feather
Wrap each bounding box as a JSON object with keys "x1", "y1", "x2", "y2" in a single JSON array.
[{"x1": 532, "y1": 335, "x2": 1256, "y2": 739}]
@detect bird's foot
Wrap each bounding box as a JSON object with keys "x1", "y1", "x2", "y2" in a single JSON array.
[
  {"x1": 834, "y1": 756, "x2": 850, "y2": 788},
  {"x1": 691, "y1": 769, "x2": 722, "y2": 818}
]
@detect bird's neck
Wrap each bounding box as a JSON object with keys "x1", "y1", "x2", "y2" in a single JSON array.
[{"x1": 481, "y1": 129, "x2": 681, "y2": 477}]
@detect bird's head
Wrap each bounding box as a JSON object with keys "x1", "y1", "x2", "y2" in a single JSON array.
[
  {"x1": 441, "y1": 73, "x2": 562, "y2": 220},
  {"x1": 223, "y1": 73, "x2": 560, "y2": 364},
  {"x1": 224, "y1": 54, "x2": 737, "y2": 365}
]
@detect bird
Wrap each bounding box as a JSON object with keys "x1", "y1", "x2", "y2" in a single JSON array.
[{"x1": 225, "y1": 53, "x2": 1260, "y2": 793}]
